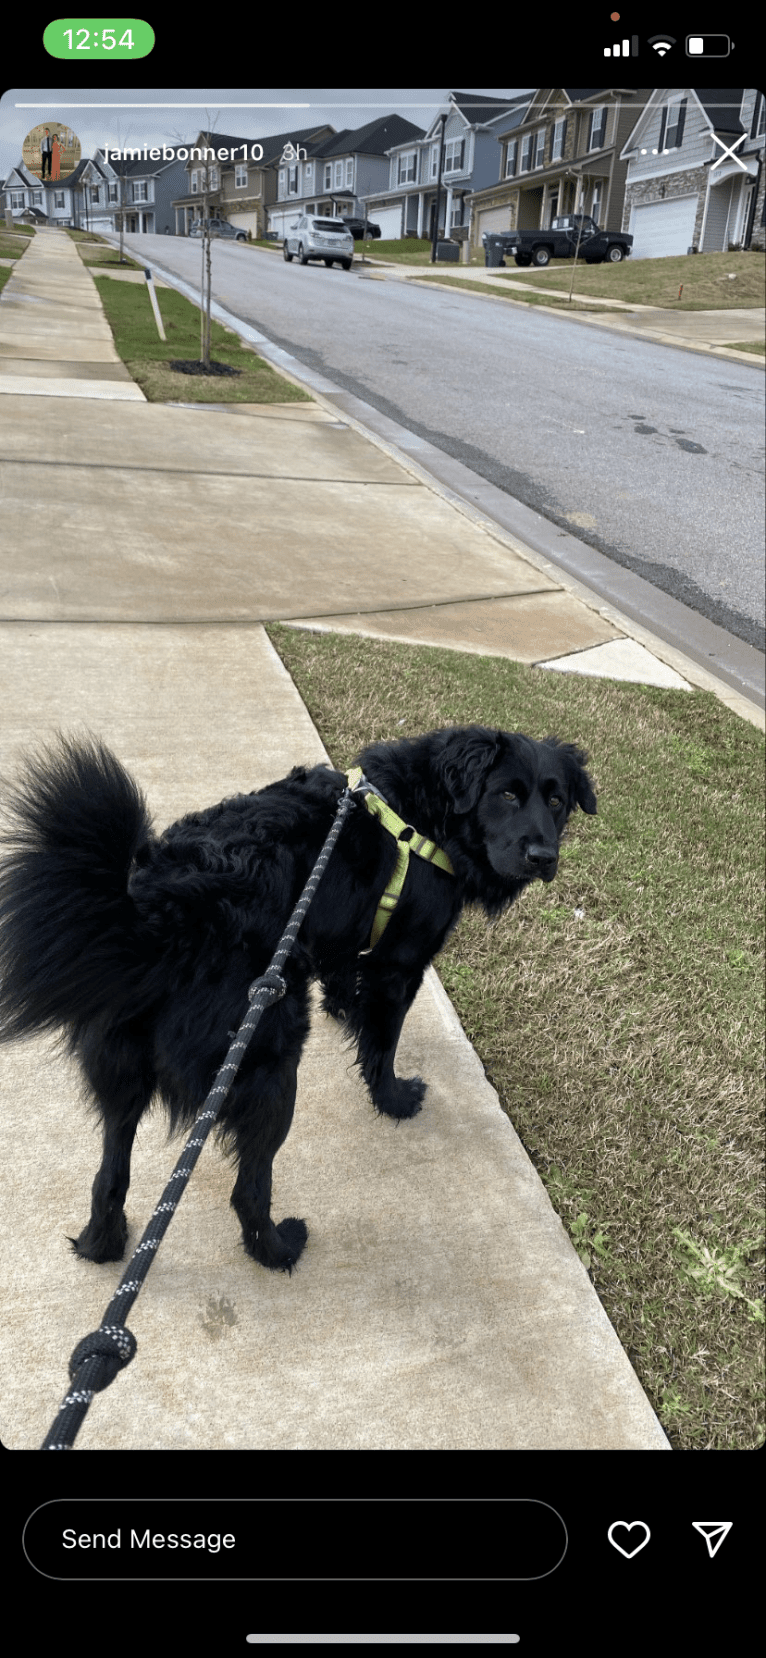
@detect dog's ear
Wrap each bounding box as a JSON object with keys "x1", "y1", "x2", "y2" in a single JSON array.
[
  {"x1": 544, "y1": 738, "x2": 597, "y2": 815},
  {"x1": 438, "y1": 727, "x2": 502, "y2": 813}
]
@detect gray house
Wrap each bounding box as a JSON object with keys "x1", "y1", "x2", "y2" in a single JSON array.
[
  {"x1": 93, "y1": 146, "x2": 191, "y2": 235},
  {"x1": 364, "y1": 91, "x2": 530, "y2": 245},
  {"x1": 3, "y1": 157, "x2": 104, "y2": 227},
  {"x1": 267, "y1": 114, "x2": 425, "y2": 241},
  {"x1": 620, "y1": 89, "x2": 765, "y2": 256},
  {"x1": 3, "y1": 146, "x2": 191, "y2": 234}
]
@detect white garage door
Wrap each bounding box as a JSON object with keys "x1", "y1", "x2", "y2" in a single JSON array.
[
  {"x1": 368, "y1": 204, "x2": 403, "y2": 239},
  {"x1": 629, "y1": 196, "x2": 698, "y2": 259},
  {"x1": 269, "y1": 207, "x2": 302, "y2": 240}
]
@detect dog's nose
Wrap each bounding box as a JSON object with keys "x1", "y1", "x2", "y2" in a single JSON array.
[{"x1": 526, "y1": 844, "x2": 558, "y2": 880}]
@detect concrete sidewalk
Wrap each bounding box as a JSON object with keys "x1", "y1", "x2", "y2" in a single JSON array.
[{"x1": 0, "y1": 226, "x2": 755, "y2": 1449}]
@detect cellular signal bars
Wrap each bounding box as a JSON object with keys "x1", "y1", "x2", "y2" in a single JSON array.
[{"x1": 604, "y1": 37, "x2": 639, "y2": 55}]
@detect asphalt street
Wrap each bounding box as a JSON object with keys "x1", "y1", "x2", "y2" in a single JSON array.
[{"x1": 111, "y1": 234, "x2": 765, "y2": 653}]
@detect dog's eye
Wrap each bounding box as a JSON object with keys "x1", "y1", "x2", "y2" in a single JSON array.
[
  {"x1": 502, "y1": 790, "x2": 518, "y2": 803},
  {"x1": 550, "y1": 795, "x2": 563, "y2": 810}
]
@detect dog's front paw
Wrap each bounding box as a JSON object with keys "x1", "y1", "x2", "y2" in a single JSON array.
[
  {"x1": 69, "y1": 1213, "x2": 128, "y2": 1263},
  {"x1": 242, "y1": 1216, "x2": 308, "y2": 1273},
  {"x1": 375, "y1": 1076, "x2": 426, "y2": 1120}
]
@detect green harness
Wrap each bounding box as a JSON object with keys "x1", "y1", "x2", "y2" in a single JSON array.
[{"x1": 346, "y1": 766, "x2": 455, "y2": 950}]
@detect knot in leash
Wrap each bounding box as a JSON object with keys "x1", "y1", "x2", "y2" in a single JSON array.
[{"x1": 68, "y1": 1326, "x2": 138, "y2": 1391}]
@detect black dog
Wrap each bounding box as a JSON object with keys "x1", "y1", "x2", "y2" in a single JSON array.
[{"x1": 0, "y1": 726, "x2": 595, "y2": 1273}]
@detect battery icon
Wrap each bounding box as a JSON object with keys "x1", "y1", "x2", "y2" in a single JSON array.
[{"x1": 686, "y1": 34, "x2": 733, "y2": 55}]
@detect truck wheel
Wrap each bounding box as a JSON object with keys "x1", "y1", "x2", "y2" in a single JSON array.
[
  {"x1": 532, "y1": 246, "x2": 551, "y2": 267},
  {"x1": 607, "y1": 245, "x2": 626, "y2": 263}
]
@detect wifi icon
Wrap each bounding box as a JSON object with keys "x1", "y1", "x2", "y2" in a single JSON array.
[{"x1": 648, "y1": 34, "x2": 676, "y2": 54}]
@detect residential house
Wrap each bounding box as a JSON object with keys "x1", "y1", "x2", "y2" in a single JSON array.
[
  {"x1": 91, "y1": 146, "x2": 191, "y2": 235},
  {"x1": 267, "y1": 114, "x2": 425, "y2": 240},
  {"x1": 3, "y1": 157, "x2": 95, "y2": 226},
  {"x1": 2, "y1": 147, "x2": 190, "y2": 234},
  {"x1": 467, "y1": 88, "x2": 653, "y2": 256},
  {"x1": 365, "y1": 92, "x2": 529, "y2": 244},
  {"x1": 620, "y1": 89, "x2": 765, "y2": 256},
  {"x1": 68, "y1": 154, "x2": 120, "y2": 232},
  {"x1": 171, "y1": 127, "x2": 337, "y2": 239}
]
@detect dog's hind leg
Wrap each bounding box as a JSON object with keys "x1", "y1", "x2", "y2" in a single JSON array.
[
  {"x1": 70, "y1": 1022, "x2": 156, "y2": 1263},
  {"x1": 228, "y1": 1047, "x2": 308, "y2": 1273}
]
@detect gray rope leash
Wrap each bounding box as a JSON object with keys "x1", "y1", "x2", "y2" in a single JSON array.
[{"x1": 41, "y1": 783, "x2": 357, "y2": 1450}]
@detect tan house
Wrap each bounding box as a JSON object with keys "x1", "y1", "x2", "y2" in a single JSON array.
[
  {"x1": 467, "y1": 88, "x2": 653, "y2": 257},
  {"x1": 171, "y1": 126, "x2": 336, "y2": 238}
]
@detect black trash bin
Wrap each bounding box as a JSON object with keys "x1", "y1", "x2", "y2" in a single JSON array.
[
  {"x1": 483, "y1": 234, "x2": 507, "y2": 268},
  {"x1": 436, "y1": 240, "x2": 460, "y2": 262}
]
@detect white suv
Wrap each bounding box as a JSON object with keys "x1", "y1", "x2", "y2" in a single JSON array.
[{"x1": 283, "y1": 216, "x2": 354, "y2": 270}]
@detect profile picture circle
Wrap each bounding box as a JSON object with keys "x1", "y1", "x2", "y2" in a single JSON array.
[{"x1": 22, "y1": 122, "x2": 81, "y2": 183}]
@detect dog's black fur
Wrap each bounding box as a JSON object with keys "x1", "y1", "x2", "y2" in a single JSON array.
[{"x1": 0, "y1": 727, "x2": 595, "y2": 1273}]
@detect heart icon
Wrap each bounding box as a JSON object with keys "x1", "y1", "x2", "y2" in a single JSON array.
[{"x1": 608, "y1": 1521, "x2": 651, "y2": 1558}]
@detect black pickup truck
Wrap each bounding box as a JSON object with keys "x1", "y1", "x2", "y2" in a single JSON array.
[{"x1": 484, "y1": 215, "x2": 633, "y2": 268}]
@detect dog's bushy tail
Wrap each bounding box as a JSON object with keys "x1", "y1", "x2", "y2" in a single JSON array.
[{"x1": 0, "y1": 734, "x2": 154, "y2": 1042}]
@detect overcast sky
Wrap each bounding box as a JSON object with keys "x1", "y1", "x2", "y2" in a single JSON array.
[{"x1": 0, "y1": 88, "x2": 533, "y2": 179}]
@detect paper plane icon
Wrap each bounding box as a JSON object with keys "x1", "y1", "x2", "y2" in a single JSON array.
[{"x1": 692, "y1": 1522, "x2": 733, "y2": 1558}]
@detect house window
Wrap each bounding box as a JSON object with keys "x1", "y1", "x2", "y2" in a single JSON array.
[
  {"x1": 505, "y1": 139, "x2": 518, "y2": 177},
  {"x1": 444, "y1": 138, "x2": 465, "y2": 172},
  {"x1": 431, "y1": 142, "x2": 440, "y2": 178},
  {"x1": 588, "y1": 107, "x2": 608, "y2": 151},
  {"x1": 324, "y1": 164, "x2": 332, "y2": 189},
  {"x1": 659, "y1": 98, "x2": 687, "y2": 152},
  {"x1": 334, "y1": 161, "x2": 343, "y2": 188},
  {"x1": 552, "y1": 118, "x2": 566, "y2": 161},
  {"x1": 109, "y1": 183, "x2": 118, "y2": 201},
  {"x1": 55, "y1": 192, "x2": 64, "y2": 208},
  {"x1": 133, "y1": 181, "x2": 147, "y2": 202},
  {"x1": 521, "y1": 134, "x2": 533, "y2": 172},
  {"x1": 346, "y1": 158, "x2": 353, "y2": 187},
  {"x1": 752, "y1": 92, "x2": 765, "y2": 138},
  {"x1": 288, "y1": 166, "x2": 298, "y2": 194},
  {"x1": 11, "y1": 191, "x2": 25, "y2": 207},
  {"x1": 191, "y1": 170, "x2": 199, "y2": 193},
  {"x1": 398, "y1": 151, "x2": 416, "y2": 184},
  {"x1": 91, "y1": 186, "x2": 100, "y2": 203},
  {"x1": 235, "y1": 164, "x2": 247, "y2": 188},
  {"x1": 534, "y1": 129, "x2": 545, "y2": 168}
]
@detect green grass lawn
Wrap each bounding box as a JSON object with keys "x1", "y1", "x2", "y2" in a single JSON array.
[
  {"x1": 266, "y1": 622, "x2": 765, "y2": 1451},
  {"x1": 0, "y1": 224, "x2": 34, "y2": 293},
  {"x1": 493, "y1": 247, "x2": 765, "y2": 309},
  {"x1": 90, "y1": 270, "x2": 312, "y2": 404}
]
